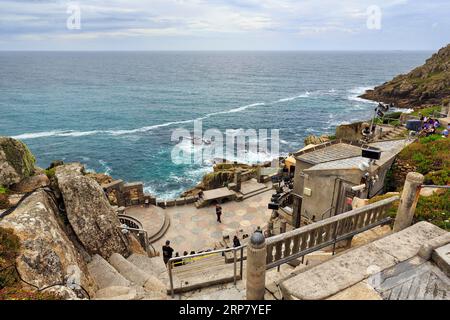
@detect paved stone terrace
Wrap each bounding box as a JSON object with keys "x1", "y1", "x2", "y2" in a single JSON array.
[
  {"x1": 153, "y1": 190, "x2": 274, "y2": 254},
  {"x1": 124, "y1": 205, "x2": 166, "y2": 239}
]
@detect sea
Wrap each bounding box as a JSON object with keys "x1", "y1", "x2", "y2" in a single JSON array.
[{"x1": 0, "y1": 51, "x2": 430, "y2": 199}]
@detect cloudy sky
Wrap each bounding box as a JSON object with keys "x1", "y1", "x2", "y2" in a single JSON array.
[{"x1": 0, "y1": 0, "x2": 449, "y2": 50}]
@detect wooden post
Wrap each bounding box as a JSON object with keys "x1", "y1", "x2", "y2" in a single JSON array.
[
  {"x1": 246, "y1": 228, "x2": 267, "y2": 300},
  {"x1": 393, "y1": 172, "x2": 424, "y2": 232}
]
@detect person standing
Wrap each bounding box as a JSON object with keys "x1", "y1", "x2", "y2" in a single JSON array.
[
  {"x1": 162, "y1": 240, "x2": 174, "y2": 265},
  {"x1": 215, "y1": 203, "x2": 222, "y2": 223},
  {"x1": 233, "y1": 235, "x2": 241, "y2": 247}
]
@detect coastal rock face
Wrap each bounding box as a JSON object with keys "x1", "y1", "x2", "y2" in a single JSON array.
[
  {"x1": 335, "y1": 122, "x2": 365, "y2": 141},
  {"x1": 201, "y1": 170, "x2": 234, "y2": 190},
  {"x1": 0, "y1": 190, "x2": 96, "y2": 296},
  {"x1": 360, "y1": 44, "x2": 450, "y2": 107},
  {"x1": 10, "y1": 174, "x2": 50, "y2": 193},
  {"x1": 55, "y1": 163, "x2": 130, "y2": 259},
  {"x1": 0, "y1": 137, "x2": 36, "y2": 187},
  {"x1": 304, "y1": 135, "x2": 331, "y2": 146}
]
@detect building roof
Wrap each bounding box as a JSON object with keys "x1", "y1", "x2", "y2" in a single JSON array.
[
  {"x1": 299, "y1": 139, "x2": 412, "y2": 172},
  {"x1": 295, "y1": 142, "x2": 362, "y2": 165}
]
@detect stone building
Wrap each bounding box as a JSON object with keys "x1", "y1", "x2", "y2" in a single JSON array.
[{"x1": 290, "y1": 139, "x2": 413, "y2": 225}]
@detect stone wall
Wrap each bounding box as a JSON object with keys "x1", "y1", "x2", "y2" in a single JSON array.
[
  {"x1": 335, "y1": 122, "x2": 365, "y2": 141},
  {"x1": 389, "y1": 158, "x2": 417, "y2": 191}
]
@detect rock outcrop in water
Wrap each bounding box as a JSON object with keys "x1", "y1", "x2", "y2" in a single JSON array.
[
  {"x1": 360, "y1": 43, "x2": 450, "y2": 108},
  {"x1": 55, "y1": 163, "x2": 130, "y2": 259}
]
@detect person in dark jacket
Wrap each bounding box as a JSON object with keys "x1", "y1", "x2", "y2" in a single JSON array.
[
  {"x1": 162, "y1": 240, "x2": 174, "y2": 265},
  {"x1": 233, "y1": 235, "x2": 241, "y2": 247},
  {"x1": 215, "y1": 203, "x2": 222, "y2": 223}
]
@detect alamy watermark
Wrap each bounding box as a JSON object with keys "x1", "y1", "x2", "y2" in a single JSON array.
[
  {"x1": 67, "y1": 2, "x2": 81, "y2": 30},
  {"x1": 170, "y1": 120, "x2": 280, "y2": 165}
]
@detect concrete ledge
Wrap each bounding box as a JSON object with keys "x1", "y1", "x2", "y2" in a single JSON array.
[
  {"x1": 432, "y1": 243, "x2": 450, "y2": 277},
  {"x1": 418, "y1": 233, "x2": 450, "y2": 260},
  {"x1": 165, "y1": 199, "x2": 176, "y2": 207},
  {"x1": 175, "y1": 198, "x2": 186, "y2": 206},
  {"x1": 279, "y1": 221, "x2": 447, "y2": 300},
  {"x1": 185, "y1": 196, "x2": 196, "y2": 204}
]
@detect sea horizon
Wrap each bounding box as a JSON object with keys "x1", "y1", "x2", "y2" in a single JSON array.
[{"x1": 0, "y1": 50, "x2": 431, "y2": 199}]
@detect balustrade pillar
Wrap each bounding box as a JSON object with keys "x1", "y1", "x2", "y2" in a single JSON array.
[
  {"x1": 246, "y1": 227, "x2": 267, "y2": 300},
  {"x1": 393, "y1": 172, "x2": 424, "y2": 232}
]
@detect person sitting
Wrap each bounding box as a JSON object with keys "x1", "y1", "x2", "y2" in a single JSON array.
[
  {"x1": 442, "y1": 126, "x2": 449, "y2": 138},
  {"x1": 173, "y1": 252, "x2": 182, "y2": 267}
]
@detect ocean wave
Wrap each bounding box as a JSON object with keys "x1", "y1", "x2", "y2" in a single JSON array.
[
  {"x1": 13, "y1": 103, "x2": 266, "y2": 140},
  {"x1": 12, "y1": 130, "x2": 100, "y2": 140},
  {"x1": 98, "y1": 159, "x2": 113, "y2": 175},
  {"x1": 347, "y1": 86, "x2": 378, "y2": 105},
  {"x1": 275, "y1": 92, "x2": 310, "y2": 103}
]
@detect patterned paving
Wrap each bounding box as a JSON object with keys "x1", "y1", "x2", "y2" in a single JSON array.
[
  {"x1": 152, "y1": 190, "x2": 274, "y2": 255},
  {"x1": 372, "y1": 260, "x2": 450, "y2": 300}
]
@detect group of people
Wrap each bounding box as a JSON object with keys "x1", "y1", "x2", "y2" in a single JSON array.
[
  {"x1": 161, "y1": 235, "x2": 242, "y2": 266},
  {"x1": 419, "y1": 115, "x2": 443, "y2": 136}
]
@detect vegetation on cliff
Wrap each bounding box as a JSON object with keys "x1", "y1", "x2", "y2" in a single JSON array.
[
  {"x1": 377, "y1": 136, "x2": 450, "y2": 231},
  {"x1": 360, "y1": 44, "x2": 450, "y2": 107},
  {"x1": 0, "y1": 138, "x2": 35, "y2": 179}
]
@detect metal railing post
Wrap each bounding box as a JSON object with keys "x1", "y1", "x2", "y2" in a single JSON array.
[
  {"x1": 168, "y1": 261, "x2": 174, "y2": 298},
  {"x1": 240, "y1": 246, "x2": 244, "y2": 279},
  {"x1": 233, "y1": 249, "x2": 237, "y2": 285}
]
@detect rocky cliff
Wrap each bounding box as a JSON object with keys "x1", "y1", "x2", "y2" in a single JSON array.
[
  {"x1": 360, "y1": 44, "x2": 450, "y2": 108},
  {"x1": 0, "y1": 137, "x2": 36, "y2": 186},
  {"x1": 54, "y1": 163, "x2": 130, "y2": 258},
  {"x1": 0, "y1": 137, "x2": 134, "y2": 299}
]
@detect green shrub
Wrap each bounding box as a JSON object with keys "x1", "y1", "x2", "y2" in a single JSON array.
[
  {"x1": 0, "y1": 228, "x2": 21, "y2": 289},
  {"x1": 414, "y1": 190, "x2": 450, "y2": 231},
  {"x1": 411, "y1": 106, "x2": 441, "y2": 118},
  {"x1": 370, "y1": 191, "x2": 450, "y2": 231},
  {"x1": 0, "y1": 287, "x2": 61, "y2": 300},
  {"x1": 44, "y1": 168, "x2": 56, "y2": 179},
  {"x1": 419, "y1": 134, "x2": 443, "y2": 144},
  {"x1": 399, "y1": 138, "x2": 449, "y2": 175},
  {"x1": 0, "y1": 187, "x2": 10, "y2": 209},
  {"x1": 424, "y1": 170, "x2": 450, "y2": 185}
]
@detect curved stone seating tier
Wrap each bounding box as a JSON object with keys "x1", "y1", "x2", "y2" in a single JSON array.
[{"x1": 124, "y1": 205, "x2": 170, "y2": 244}]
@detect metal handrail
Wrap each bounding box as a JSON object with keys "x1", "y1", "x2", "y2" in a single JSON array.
[
  {"x1": 118, "y1": 215, "x2": 150, "y2": 255},
  {"x1": 421, "y1": 185, "x2": 450, "y2": 189},
  {"x1": 167, "y1": 245, "x2": 246, "y2": 298},
  {"x1": 320, "y1": 206, "x2": 336, "y2": 220}
]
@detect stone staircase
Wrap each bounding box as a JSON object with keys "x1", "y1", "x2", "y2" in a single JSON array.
[
  {"x1": 88, "y1": 253, "x2": 169, "y2": 300},
  {"x1": 379, "y1": 126, "x2": 407, "y2": 140},
  {"x1": 87, "y1": 250, "x2": 242, "y2": 299},
  {"x1": 239, "y1": 184, "x2": 273, "y2": 201},
  {"x1": 170, "y1": 253, "x2": 241, "y2": 294},
  {"x1": 194, "y1": 198, "x2": 207, "y2": 209}
]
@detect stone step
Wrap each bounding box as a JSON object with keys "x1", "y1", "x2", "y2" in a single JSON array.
[
  {"x1": 242, "y1": 187, "x2": 272, "y2": 200},
  {"x1": 109, "y1": 253, "x2": 152, "y2": 286},
  {"x1": 148, "y1": 212, "x2": 171, "y2": 244},
  {"x1": 127, "y1": 254, "x2": 171, "y2": 285},
  {"x1": 171, "y1": 263, "x2": 240, "y2": 294},
  {"x1": 108, "y1": 253, "x2": 167, "y2": 299},
  {"x1": 87, "y1": 254, "x2": 131, "y2": 290},
  {"x1": 168, "y1": 253, "x2": 240, "y2": 294},
  {"x1": 93, "y1": 286, "x2": 138, "y2": 300}
]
